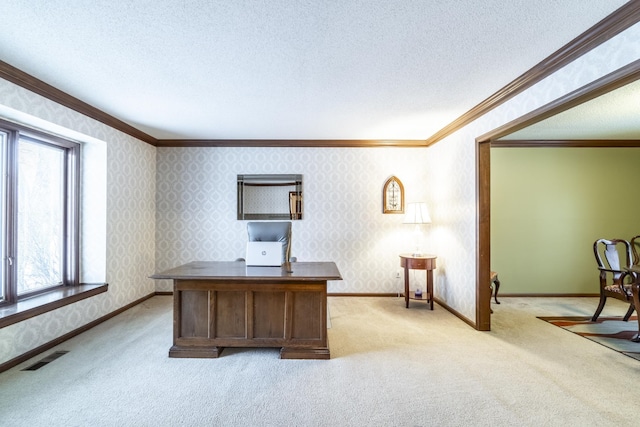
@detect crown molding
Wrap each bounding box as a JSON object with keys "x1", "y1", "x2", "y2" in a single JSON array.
[
  {"x1": 155, "y1": 139, "x2": 428, "y2": 148},
  {"x1": 0, "y1": 60, "x2": 157, "y2": 145},
  {"x1": 492, "y1": 139, "x2": 640, "y2": 148}
]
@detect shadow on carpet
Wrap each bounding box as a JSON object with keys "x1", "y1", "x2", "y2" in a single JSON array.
[{"x1": 538, "y1": 315, "x2": 640, "y2": 361}]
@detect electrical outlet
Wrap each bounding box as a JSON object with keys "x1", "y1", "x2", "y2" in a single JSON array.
[{"x1": 395, "y1": 271, "x2": 401, "y2": 279}]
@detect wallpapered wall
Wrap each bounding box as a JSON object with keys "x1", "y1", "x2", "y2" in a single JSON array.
[
  {"x1": 0, "y1": 20, "x2": 639, "y2": 366},
  {"x1": 155, "y1": 147, "x2": 432, "y2": 295},
  {"x1": 0, "y1": 79, "x2": 156, "y2": 365}
]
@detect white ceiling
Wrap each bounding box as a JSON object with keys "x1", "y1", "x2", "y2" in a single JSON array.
[{"x1": 0, "y1": 1, "x2": 629, "y2": 140}]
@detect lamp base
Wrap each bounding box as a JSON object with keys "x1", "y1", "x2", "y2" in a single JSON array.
[{"x1": 412, "y1": 252, "x2": 423, "y2": 257}]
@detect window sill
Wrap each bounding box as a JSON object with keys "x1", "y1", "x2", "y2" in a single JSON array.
[{"x1": 0, "y1": 283, "x2": 108, "y2": 329}]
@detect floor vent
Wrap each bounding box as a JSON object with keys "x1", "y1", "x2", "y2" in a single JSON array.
[{"x1": 22, "y1": 351, "x2": 69, "y2": 371}]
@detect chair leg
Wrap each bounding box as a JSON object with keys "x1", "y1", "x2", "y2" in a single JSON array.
[
  {"x1": 489, "y1": 283, "x2": 493, "y2": 314},
  {"x1": 633, "y1": 282, "x2": 640, "y2": 342},
  {"x1": 489, "y1": 271, "x2": 501, "y2": 312},
  {"x1": 591, "y1": 295, "x2": 607, "y2": 321},
  {"x1": 623, "y1": 303, "x2": 635, "y2": 322}
]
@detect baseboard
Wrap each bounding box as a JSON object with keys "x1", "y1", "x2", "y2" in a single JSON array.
[
  {"x1": 497, "y1": 293, "x2": 599, "y2": 297},
  {"x1": 431, "y1": 297, "x2": 477, "y2": 329},
  {"x1": 328, "y1": 293, "x2": 398, "y2": 297},
  {"x1": 154, "y1": 291, "x2": 599, "y2": 298},
  {"x1": 0, "y1": 292, "x2": 156, "y2": 374},
  {"x1": 154, "y1": 291, "x2": 401, "y2": 298}
]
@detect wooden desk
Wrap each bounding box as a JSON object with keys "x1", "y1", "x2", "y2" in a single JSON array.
[
  {"x1": 627, "y1": 265, "x2": 640, "y2": 342},
  {"x1": 151, "y1": 261, "x2": 342, "y2": 359},
  {"x1": 399, "y1": 254, "x2": 437, "y2": 309}
]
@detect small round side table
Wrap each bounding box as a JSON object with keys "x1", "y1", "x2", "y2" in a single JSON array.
[{"x1": 399, "y1": 253, "x2": 437, "y2": 309}]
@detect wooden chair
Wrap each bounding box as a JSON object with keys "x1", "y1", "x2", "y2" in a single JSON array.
[
  {"x1": 592, "y1": 238, "x2": 635, "y2": 321},
  {"x1": 630, "y1": 235, "x2": 640, "y2": 342}
]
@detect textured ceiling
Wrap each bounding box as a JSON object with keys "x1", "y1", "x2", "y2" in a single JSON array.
[{"x1": 0, "y1": 1, "x2": 629, "y2": 140}]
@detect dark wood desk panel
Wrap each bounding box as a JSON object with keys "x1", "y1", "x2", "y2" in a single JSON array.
[{"x1": 151, "y1": 261, "x2": 342, "y2": 359}]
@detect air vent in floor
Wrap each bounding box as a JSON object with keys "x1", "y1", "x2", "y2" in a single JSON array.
[{"x1": 22, "y1": 350, "x2": 69, "y2": 371}]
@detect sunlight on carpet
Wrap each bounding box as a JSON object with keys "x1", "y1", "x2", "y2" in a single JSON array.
[{"x1": 538, "y1": 316, "x2": 640, "y2": 361}]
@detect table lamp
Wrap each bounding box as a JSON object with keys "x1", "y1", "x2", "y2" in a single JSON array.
[{"x1": 403, "y1": 202, "x2": 431, "y2": 257}]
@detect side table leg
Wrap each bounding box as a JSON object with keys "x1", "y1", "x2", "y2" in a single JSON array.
[
  {"x1": 426, "y1": 269, "x2": 434, "y2": 310},
  {"x1": 404, "y1": 267, "x2": 410, "y2": 308}
]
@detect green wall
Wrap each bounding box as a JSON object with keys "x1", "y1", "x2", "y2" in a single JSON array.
[{"x1": 491, "y1": 147, "x2": 640, "y2": 294}]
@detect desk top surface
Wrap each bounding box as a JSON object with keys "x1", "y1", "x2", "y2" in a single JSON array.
[{"x1": 150, "y1": 261, "x2": 342, "y2": 281}]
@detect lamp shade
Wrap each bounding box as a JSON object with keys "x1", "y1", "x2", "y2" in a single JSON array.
[{"x1": 403, "y1": 202, "x2": 431, "y2": 224}]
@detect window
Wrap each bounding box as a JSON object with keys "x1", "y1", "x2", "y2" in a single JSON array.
[{"x1": 0, "y1": 120, "x2": 80, "y2": 305}]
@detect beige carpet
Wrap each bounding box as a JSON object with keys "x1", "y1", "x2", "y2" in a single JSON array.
[{"x1": 1, "y1": 295, "x2": 639, "y2": 426}]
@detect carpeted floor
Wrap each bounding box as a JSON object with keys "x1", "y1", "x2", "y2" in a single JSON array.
[
  {"x1": 539, "y1": 315, "x2": 640, "y2": 361},
  {"x1": 2, "y1": 296, "x2": 640, "y2": 426}
]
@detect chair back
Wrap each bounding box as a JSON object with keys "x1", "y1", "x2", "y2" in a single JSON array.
[
  {"x1": 593, "y1": 238, "x2": 632, "y2": 278},
  {"x1": 631, "y1": 235, "x2": 640, "y2": 266},
  {"x1": 247, "y1": 222, "x2": 292, "y2": 263},
  {"x1": 591, "y1": 238, "x2": 636, "y2": 321}
]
